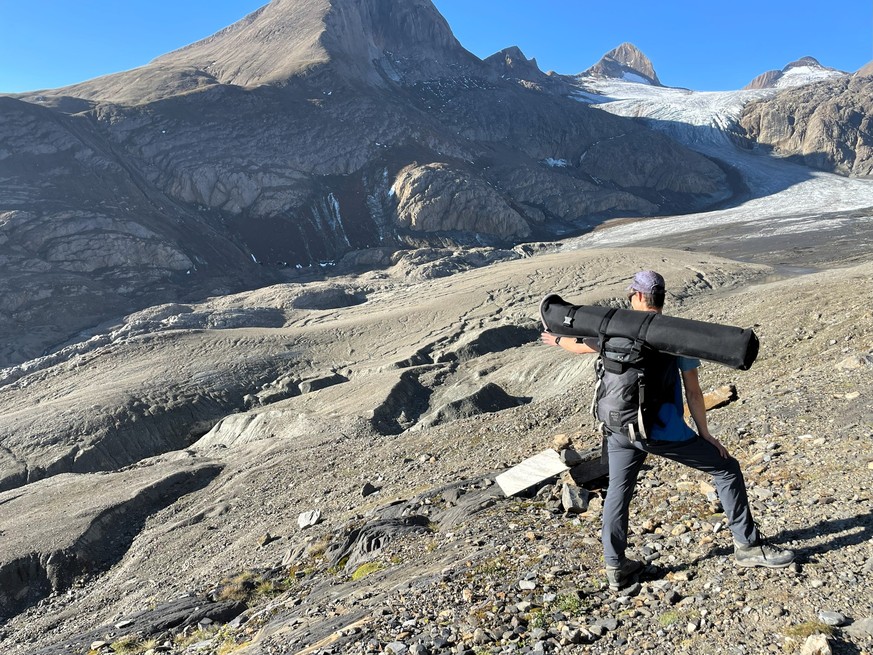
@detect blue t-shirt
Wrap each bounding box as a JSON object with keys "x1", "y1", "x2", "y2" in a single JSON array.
[{"x1": 648, "y1": 356, "x2": 700, "y2": 442}]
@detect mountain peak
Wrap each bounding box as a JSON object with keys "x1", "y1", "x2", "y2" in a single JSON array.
[
  {"x1": 160, "y1": 0, "x2": 478, "y2": 86},
  {"x1": 484, "y1": 46, "x2": 542, "y2": 77},
  {"x1": 582, "y1": 42, "x2": 661, "y2": 86},
  {"x1": 45, "y1": 0, "x2": 479, "y2": 103},
  {"x1": 744, "y1": 55, "x2": 845, "y2": 90}
]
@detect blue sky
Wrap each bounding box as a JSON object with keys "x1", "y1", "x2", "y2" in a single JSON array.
[{"x1": 0, "y1": 0, "x2": 870, "y2": 94}]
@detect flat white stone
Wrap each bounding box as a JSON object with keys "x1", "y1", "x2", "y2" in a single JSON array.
[
  {"x1": 297, "y1": 509, "x2": 322, "y2": 529},
  {"x1": 496, "y1": 449, "x2": 569, "y2": 497}
]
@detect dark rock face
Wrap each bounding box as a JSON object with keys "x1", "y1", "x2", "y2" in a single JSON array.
[
  {"x1": 581, "y1": 42, "x2": 662, "y2": 86},
  {"x1": 0, "y1": 0, "x2": 732, "y2": 367},
  {"x1": 740, "y1": 75, "x2": 873, "y2": 176}
]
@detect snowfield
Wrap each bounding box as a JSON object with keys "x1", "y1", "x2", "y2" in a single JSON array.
[{"x1": 564, "y1": 77, "x2": 873, "y2": 258}]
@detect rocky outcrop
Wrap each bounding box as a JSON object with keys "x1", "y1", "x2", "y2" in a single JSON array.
[
  {"x1": 391, "y1": 163, "x2": 530, "y2": 237},
  {"x1": 740, "y1": 75, "x2": 873, "y2": 176},
  {"x1": 582, "y1": 42, "x2": 662, "y2": 86}
]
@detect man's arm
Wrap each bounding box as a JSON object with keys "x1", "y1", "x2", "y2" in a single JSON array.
[
  {"x1": 541, "y1": 332, "x2": 597, "y2": 354},
  {"x1": 681, "y1": 367, "x2": 730, "y2": 458}
]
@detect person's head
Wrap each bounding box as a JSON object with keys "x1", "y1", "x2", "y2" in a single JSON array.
[{"x1": 627, "y1": 270, "x2": 666, "y2": 312}]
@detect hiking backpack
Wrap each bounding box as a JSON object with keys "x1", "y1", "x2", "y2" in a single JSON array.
[{"x1": 591, "y1": 315, "x2": 680, "y2": 440}]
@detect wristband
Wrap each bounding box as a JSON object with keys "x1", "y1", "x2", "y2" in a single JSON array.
[{"x1": 555, "y1": 336, "x2": 562, "y2": 345}]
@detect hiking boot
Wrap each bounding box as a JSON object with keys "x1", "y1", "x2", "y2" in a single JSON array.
[
  {"x1": 605, "y1": 558, "x2": 643, "y2": 591},
  {"x1": 734, "y1": 540, "x2": 795, "y2": 568}
]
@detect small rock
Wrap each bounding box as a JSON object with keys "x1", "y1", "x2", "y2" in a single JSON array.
[
  {"x1": 258, "y1": 532, "x2": 279, "y2": 547},
  {"x1": 385, "y1": 641, "x2": 409, "y2": 655},
  {"x1": 90, "y1": 642, "x2": 109, "y2": 651},
  {"x1": 588, "y1": 624, "x2": 605, "y2": 637},
  {"x1": 553, "y1": 434, "x2": 573, "y2": 451},
  {"x1": 561, "y1": 483, "x2": 590, "y2": 514},
  {"x1": 752, "y1": 488, "x2": 774, "y2": 501},
  {"x1": 560, "y1": 448, "x2": 583, "y2": 466},
  {"x1": 800, "y1": 633, "x2": 831, "y2": 655},
  {"x1": 561, "y1": 626, "x2": 585, "y2": 644},
  {"x1": 818, "y1": 611, "x2": 846, "y2": 626},
  {"x1": 472, "y1": 628, "x2": 492, "y2": 645},
  {"x1": 594, "y1": 618, "x2": 618, "y2": 631},
  {"x1": 361, "y1": 482, "x2": 380, "y2": 497},
  {"x1": 518, "y1": 579, "x2": 537, "y2": 591},
  {"x1": 297, "y1": 509, "x2": 321, "y2": 529}
]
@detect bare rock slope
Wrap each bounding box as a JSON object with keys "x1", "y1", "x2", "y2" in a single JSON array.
[
  {"x1": 740, "y1": 74, "x2": 873, "y2": 176},
  {"x1": 1, "y1": 246, "x2": 872, "y2": 654}
]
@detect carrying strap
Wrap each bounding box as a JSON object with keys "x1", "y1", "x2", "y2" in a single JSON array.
[
  {"x1": 628, "y1": 312, "x2": 657, "y2": 359},
  {"x1": 596, "y1": 307, "x2": 618, "y2": 344}
]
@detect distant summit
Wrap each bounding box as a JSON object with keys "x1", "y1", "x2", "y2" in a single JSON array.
[
  {"x1": 744, "y1": 56, "x2": 845, "y2": 90},
  {"x1": 484, "y1": 46, "x2": 544, "y2": 81},
  {"x1": 50, "y1": 0, "x2": 480, "y2": 103},
  {"x1": 483, "y1": 46, "x2": 570, "y2": 92},
  {"x1": 582, "y1": 43, "x2": 661, "y2": 86}
]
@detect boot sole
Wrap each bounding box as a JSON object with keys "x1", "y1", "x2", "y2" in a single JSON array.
[{"x1": 735, "y1": 559, "x2": 794, "y2": 569}]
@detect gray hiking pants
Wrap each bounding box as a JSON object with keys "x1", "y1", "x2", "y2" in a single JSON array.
[{"x1": 602, "y1": 431, "x2": 759, "y2": 567}]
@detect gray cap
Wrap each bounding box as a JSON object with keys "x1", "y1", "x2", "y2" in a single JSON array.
[{"x1": 627, "y1": 270, "x2": 666, "y2": 293}]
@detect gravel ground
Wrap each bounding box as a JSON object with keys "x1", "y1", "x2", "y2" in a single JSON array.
[{"x1": 1, "y1": 256, "x2": 871, "y2": 655}]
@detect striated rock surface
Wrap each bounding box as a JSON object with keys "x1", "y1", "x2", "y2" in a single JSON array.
[
  {"x1": 740, "y1": 75, "x2": 873, "y2": 176},
  {"x1": 0, "y1": 453, "x2": 222, "y2": 620}
]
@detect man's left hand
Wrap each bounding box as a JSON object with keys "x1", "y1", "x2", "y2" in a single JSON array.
[{"x1": 701, "y1": 433, "x2": 730, "y2": 459}]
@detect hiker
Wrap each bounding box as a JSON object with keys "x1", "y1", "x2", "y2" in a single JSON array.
[{"x1": 541, "y1": 270, "x2": 794, "y2": 591}]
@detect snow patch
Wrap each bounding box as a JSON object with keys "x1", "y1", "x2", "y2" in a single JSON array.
[
  {"x1": 775, "y1": 66, "x2": 846, "y2": 89},
  {"x1": 621, "y1": 71, "x2": 652, "y2": 85},
  {"x1": 542, "y1": 158, "x2": 569, "y2": 167}
]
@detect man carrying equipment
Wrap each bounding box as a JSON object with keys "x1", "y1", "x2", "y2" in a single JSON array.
[{"x1": 541, "y1": 270, "x2": 794, "y2": 591}]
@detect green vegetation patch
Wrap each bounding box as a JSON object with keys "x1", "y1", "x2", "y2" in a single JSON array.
[{"x1": 351, "y1": 561, "x2": 386, "y2": 581}]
